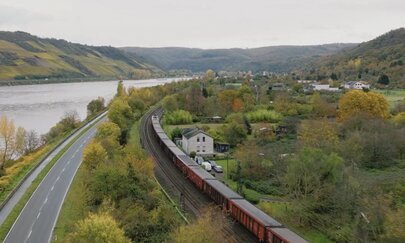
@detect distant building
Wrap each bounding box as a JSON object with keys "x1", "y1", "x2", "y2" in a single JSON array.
[
  {"x1": 297, "y1": 80, "x2": 314, "y2": 84},
  {"x1": 310, "y1": 83, "x2": 340, "y2": 92},
  {"x1": 214, "y1": 142, "x2": 230, "y2": 153},
  {"x1": 344, "y1": 81, "x2": 370, "y2": 90},
  {"x1": 268, "y1": 83, "x2": 286, "y2": 92},
  {"x1": 182, "y1": 128, "x2": 214, "y2": 156}
]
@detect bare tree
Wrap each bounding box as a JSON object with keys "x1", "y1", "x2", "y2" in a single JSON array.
[{"x1": 25, "y1": 130, "x2": 40, "y2": 153}]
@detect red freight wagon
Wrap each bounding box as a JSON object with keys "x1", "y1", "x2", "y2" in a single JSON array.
[
  {"x1": 229, "y1": 199, "x2": 281, "y2": 242},
  {"x1": 267, "y1": 227, "x2": 308, "y2": 243},
  {"x1": 186, "y1": 165, "x2": 214, "y2": 190},
  {"x1": 204, "y1": 179, "x2": 242, "y2": 210}
]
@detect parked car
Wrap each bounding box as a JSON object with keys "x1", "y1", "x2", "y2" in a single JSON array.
[
  {"x1": 208, "y1": 160, "x2": 223, "y2": 173},
  {"x1": 201, "y1": 162, "x2": 212, "y2": 172},
  {"x1": 195, "y1": 156, "x2": 204, "y2": 165}
]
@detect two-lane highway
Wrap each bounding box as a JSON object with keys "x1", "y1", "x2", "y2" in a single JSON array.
[{"x1": 4, "y1": 116, "x2": 106, "y2": 243}]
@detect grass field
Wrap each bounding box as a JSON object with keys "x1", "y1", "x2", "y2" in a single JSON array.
[{"x1": 375, "y1": 89, "x2": 405, "y2": 108}]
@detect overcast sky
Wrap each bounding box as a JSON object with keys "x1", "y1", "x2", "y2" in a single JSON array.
[{"x1": 0, "y1": 0, "x2": 404, "y2": 49}]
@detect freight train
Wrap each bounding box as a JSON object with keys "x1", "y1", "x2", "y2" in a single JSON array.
[{"x1": 151, "y1": 114, "x2": 308, "y2": 243}]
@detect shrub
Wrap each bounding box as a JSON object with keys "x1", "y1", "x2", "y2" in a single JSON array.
[
  {"x1": 163, "y1": 110, "x2": 193, "y2": 125},
  {"x1": 246, "y1": 109, "x2": 283, "y2": 123}
]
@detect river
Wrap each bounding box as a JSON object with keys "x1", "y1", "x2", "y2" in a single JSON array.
[{"x1": 0, "y1": 78, "x2": 184, "y2": 135}]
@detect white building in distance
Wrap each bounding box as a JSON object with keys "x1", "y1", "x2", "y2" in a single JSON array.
[
  {"x1": 182, "y1": 128, "x2": 214, "y2": 156},
  {"x1": 310, "y1": 83, "x2": 340, "y2": 92},
  {"x1": 344, "y1": 81, "x2": 370, "y2": 90}
]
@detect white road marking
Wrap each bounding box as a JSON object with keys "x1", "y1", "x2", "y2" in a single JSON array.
[
  {"x1": 56, "y1": 176, "x2": 60, "y2": 181},
  {"x1": 62, "y1": 167, "x2": 65, "y2": 172},
  {"x1": 44, "y1": 197, "x2": 48, "y2": 204},
  {"x1": 51, "y1": 185, "x2": 54, "y2": 191},
  {"x1": 36, "y1": 212, "x2": 41, "y2": 219},
  {"x1": 26, "y1": 230, "x2": 32, "y2": 241}
]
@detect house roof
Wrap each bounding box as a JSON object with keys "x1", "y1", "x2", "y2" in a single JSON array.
[{"x1": 182, "y1": 128, "x2": 212, "y2": 140}]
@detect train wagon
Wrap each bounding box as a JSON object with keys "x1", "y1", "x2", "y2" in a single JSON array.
[
  {"x1": 176, "y1": 154, "x2": 198, "y2": 175},
  {"x1": 229, "y1": 199, "x2": 281, "y2": 242},
  {"x1": 267, "y1": 227, "x2": 308, "y2": 243},
  {"x1": 204, "y1": 179, "x2": 243, "y2": 210},
  {"x1": 186, "y1": 165, "x2": 215, "y2": 190}
]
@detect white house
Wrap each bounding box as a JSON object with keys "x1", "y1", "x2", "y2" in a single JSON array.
[
  {"x1": 344, "y1": 81, "x2": 370, "y2": 90},
  {"x1": 182, "y1": 128, "x2": 214, "y2": 156}
]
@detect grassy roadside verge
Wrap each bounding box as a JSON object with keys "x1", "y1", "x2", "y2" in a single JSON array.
[
  {"x1": 0, "y1": 115, "x2": 104, "y2": 241},
  {"x1": 0, "y1": 144, "x2": 54, "y2": 204}
]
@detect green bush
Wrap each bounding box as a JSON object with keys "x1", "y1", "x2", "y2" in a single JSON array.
[
  {"x1": 246, "y1": 109, "x2": 283, "y2": 123},
  {"x1": 164, "y1": 110, "x2": 193, "y2": 125}
]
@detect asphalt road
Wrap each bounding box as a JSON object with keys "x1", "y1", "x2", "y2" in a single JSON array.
[{"x1": 4, "y1": 116, "x2": 106, "y2": 243}]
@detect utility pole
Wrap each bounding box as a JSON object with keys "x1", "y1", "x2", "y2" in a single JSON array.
[{"x1": 236, "y1": 160, "x2": 242, "y2": 195}]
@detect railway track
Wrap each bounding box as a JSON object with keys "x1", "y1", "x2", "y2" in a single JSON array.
[{"x1": 140, "y1": 108, "x2": 258, "y2": 243}]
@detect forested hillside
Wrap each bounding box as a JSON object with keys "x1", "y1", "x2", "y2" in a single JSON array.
[
  {"x1": 296, "y1": 28, "x2": 405, "y2": 86},
  {"x1": 122, "y1": 44, "x2": 355, "y2": 73},
  {"x1": 0, "y1": 31, "x2": 159, "y2": 81}
]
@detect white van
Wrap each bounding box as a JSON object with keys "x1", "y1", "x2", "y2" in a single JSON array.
[{"x1": 201, "y1": 162, "x2": 212, "y2": 172}]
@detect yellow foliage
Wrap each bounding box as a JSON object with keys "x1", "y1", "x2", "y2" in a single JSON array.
[
  {"x1": 0, "y1": 145, "x2": 50, "y2": 192},
  {"x1": 338, "y1": 90, "x2": 389, "y2": 122},
  {"x1": 83, "y1": 140, "x2": 108, "y2": 171},
  {"x1": 171, "y1": 207, "x2": 225, "y2": 243},
  {"x1": 298, "y1": 119, "x2": 339, "y2": 150},
  {"x1": 393, "y1": 112, "x2": 405, "y2": 126},
  {"x1": 67, "y1": 212, "x2": 131, "y2": 243}
]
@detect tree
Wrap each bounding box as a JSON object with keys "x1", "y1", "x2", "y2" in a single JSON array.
[
  {"x1": 222, "y1": 122, "x2": 247, "y2": 147},
  {"x1": 184, "y1": 83, "x2": 204, "y2": 115},
  {"x1": 163, "y1": 110, "x2": 193, "y2": 125},
  {"x1": 234, "y1": 141, "x2": 272, "y2": 180},
  {"x1": 284, "y1": 147, "x2": 344, "y2": 199},
  {"x1": 67, "y1": 212, "x2": 131, "y2": 243},
  {"x1": 83, "y1": 140, "x2": 108, "y2": 171},
  {"x1": 60, "y1": 110, "x2": 81, "y2": 130},
  {"x1": 298, "y1": 119, "x2": 339, "y2": 152},
  {"x1": 218, "y1": 89, "x2": 239, "y2": 115},
  {"x1": 393, "y1": 112, "x2": 405, "y2": 126},
  {"x1": 171, "y1": 207, "x2": 225, "y2": 243},
  {"x1": 377, "y1": 74, "x2": 390, "y2": 85},
  {"x1": 338, "y1": 90, "x2": 389, "y2": 122},
  {"x1": 15, "y1": 127, "x2": 26, "y2": 156},
  {"x1": 108, "y1": 99, "x2": 133, "y2": 131},
  {"x1": 162, "y1": 95, "x2": 178, "y2": 112},
  {"x1": 128, "y1": 96, "x2": 146, "y2": 116},
  {"x1": 116, "y1": 80, "x2": 126, "y2": 97},
  {"x1": 232, "y1": 98, "x2": 244, "y2": 112},
  {"x1": 0, "y1": 115, "x2": 16, "y2": 171},
  {"x1": 96, "y1": 122, "x2": 121, "y2": 140},
  {"x1": 310, "y1": 92, "x2": 336, "y2": 118},
  {"x1": 25, "y1": 130, "x2": 40, "y2": 153},
  {"x1": 205, "y1": 69, "x2": 216, "y2": 81},
  {"x1": 87, "y1": 97, "x2": 105, "y2": 117},
  {"x1": 330, "y1": 72, "x2": 338, "y2": 80}
]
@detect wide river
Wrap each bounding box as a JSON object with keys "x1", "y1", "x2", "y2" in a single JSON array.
[{"x1": 0, "y1": 78, "x2": 184, "y2": 135}]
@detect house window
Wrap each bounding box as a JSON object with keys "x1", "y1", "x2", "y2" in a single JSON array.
[
  {"x1": 202, "y1": 146, "x2": 206, "y2": 152},
  {"x1": 197, "y1": 137, "x2": 200, "y2": 142},
  {"x1": 202, "y1": 136, "x2": 205, "y2": 142},
  {"x1": 197, "y1": 146, "x2": 200, "y2": 152}
]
